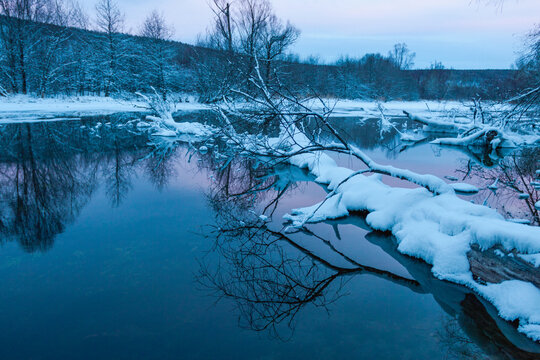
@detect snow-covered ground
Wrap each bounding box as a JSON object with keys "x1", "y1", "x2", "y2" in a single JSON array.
[
  {"x1": 0, "y1": 95, "x2": 477, "y2": 123},
  {"x1": 0, "y1": 95, "x2": 208, "y2": 123},
  {"x1": 309, "y1": 99, "x2": 476, "y2": 119}
]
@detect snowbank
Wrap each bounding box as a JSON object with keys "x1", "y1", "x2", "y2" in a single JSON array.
[
  {"x1": 0, "y1": 95, "x2": 208, "y2": 123},
  {"x1": 307, "y1": 99, "x2": 474, "y2": 119},
  {"x1": 284, "y1": 150, "x2": 540, "y2": 341},
  {"x1": 451, "y1": 183, "x2": 480, "y2": 194}
]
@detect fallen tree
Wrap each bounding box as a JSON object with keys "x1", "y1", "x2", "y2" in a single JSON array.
[{"x1": 144, "y1": 58, "x2": 540, "y2": 343}]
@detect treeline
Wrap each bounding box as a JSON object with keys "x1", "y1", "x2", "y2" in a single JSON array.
[
  {"x1": 0, "y1": 0, "x2": 535, "y2": 101},
  {"x1": 277, "y1": 58, "x2": 525, "y2": 101},
  {"x1": 0, "y1": 0, "x2": 205, "y2": 97}
]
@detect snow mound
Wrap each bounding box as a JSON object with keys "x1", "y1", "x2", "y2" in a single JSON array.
[
  {"x1": 451, "y1": 183, "x2": 479, "y2": 194},
  {"x1": 519, "y1": 254, "x2": 540, "y2": 268},
  {"x1": 284, "y1": 150, "x2": 540, "y2": 341},
  {"x1": 0, "y1": 95, "x2": 207, "y2": 123}
]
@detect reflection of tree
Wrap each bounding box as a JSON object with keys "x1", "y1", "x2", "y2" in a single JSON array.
[
  {"x1": 102, "y1": 140, "x2": 138, "y2": 207},
  {"x1": 198, "y1": 224, "x2": 349, "y2": 338},
  {"x1": 197, "y1": 155, "x2": 422, "y2": 338},
  {"x1": 0, "y1": 116, "x2": 152, "y2": 252},
  {"x1": 197, "y1": 153, "x2": 540, "y2": 358},
  {"x1": 144, "y1": 139, "x2": 179, "y2": 191},
  {"x1": 0, "y1": 123, "x2": 96, "y2": 252},
  {"x1": 198, "y1": 217, "x2": 420, "y2": 339},
  {"x1": 436, "y1": 317, "x2": 490, "y2": 360},
  {"x1": 459, "y1": 147, "x2": 539, "y2": 225}
]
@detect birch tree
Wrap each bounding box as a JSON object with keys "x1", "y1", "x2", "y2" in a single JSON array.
[
  {"x1": 388, "y1": 43, "x2": 415, "y2": 70},
  {"x1": 139, "y1": 10, "x2": 175, "y2": 99},
  {"x1": 94, "y1": 0, "x2": 125, "y2": 96}
]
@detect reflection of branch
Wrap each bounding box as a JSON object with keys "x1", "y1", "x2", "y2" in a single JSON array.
[
  {"x1": 269, "y1": 227, "x2": 423, "y2": 292},
  {"x1": 197, "y1": 144, "x2": 540, "y2": 355},
  {"x1": 198, "y1": 166, "x2": 426, "y2": 339},
  {"x1": 198, "y1": 220, "x2": 423, "y2": 339},
  {"x1": 456, "y1": 147, "x2": 539, "y2": 225}
]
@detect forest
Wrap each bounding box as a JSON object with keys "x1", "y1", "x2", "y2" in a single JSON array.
[{"x1": 0, "y1": 0, "x2": 536, "y2": 101}]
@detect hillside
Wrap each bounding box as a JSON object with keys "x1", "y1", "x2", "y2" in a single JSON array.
[{"x1": 0, "y1": 15, "x2": 527, "y2": 101}]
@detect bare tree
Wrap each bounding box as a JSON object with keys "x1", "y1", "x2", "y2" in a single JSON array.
[
  {"x1": 235, "y1": 0, "x2": 271, "y2": 57},
  {"x1": 260, "y1": 14, "x2": 299, "y2": 82},
  {"x1": 197, "y1": 0, "x2": 299, "y2": 100},
  {"x1": 94, "y1": 0, "x2": 124, "y2": 96},
  {"x1": 0, "y1": 0, "x2": 57, "y2": 94},
  {"x1": 139, "y1": 10, "x2": 175, "y2": 99},
  {"x1": 205, "y1": 0, "x2": 234, "y2": 52},
  {"x1": 70, "y1": 0, "x2": 89, "y2": 30},
  {"x1": 388, "y1": 42, "x2": 415, "y2": 70},
  {"x1": 0, "y1": 0, "x2": 89, "y2": 95},
  {"x1": 34, "y1": 0, "x2": 76, "y2": 97},
  {"x1": 512, "y1": 24, "x2": 540, "y2": 118}
]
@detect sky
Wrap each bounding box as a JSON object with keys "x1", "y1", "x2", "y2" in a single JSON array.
[{"x1": 100, "y1": 0, "x2": 539, "y2": 69}]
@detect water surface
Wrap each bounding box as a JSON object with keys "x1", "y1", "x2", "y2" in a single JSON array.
[{"x1": 0, "y1": 114, "x2": 537, "y2": 360}]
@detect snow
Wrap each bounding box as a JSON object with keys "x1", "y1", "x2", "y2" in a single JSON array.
[
  {"x1": 173, "y1": 122, "x2": 215, "y2": 137},
  {"x1": 143, "y1": 119, "x2": 216, "y2": 138},
  {"x1": 152, "y1": 128, "x2": 177, "y2": 137},
  {"x1": 0, "y1": 95, "x2": 208, "y2": 122},
  {"x1": 283, "y1": 148, "x2": 540, "y2": 341},
  {"x1": 519, "y1": 254, "x2": 540, "y2": 268},
  {"x1": 451, "y1": 183, "x2": 479, "y2": 194},
  {"x1": 508, "y1": 219, "x2": 531, "y2": 225},
  {"x1": 519, "y1": 325, "x2": 540, "y2": 342},
  {"x1": 1, "y1": 97, "x2": 469, "y2": 123},
  {"x1": 309, "y1": 99, "x2": 473, "y2": 119},
  {"x1": 398, "y1": 132, "x2": 425, "y2": 142},
  {"x1": 430, "y1": 127, "x2": 517, "y2": 149},
  {"x1": 488, "y1": 179, "x2": 499, "y2": 191},
  {"x1": 481, "y1": 281, "x2": 540, "y2": 341}
]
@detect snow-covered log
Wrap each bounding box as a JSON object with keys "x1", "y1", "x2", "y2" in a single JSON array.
[
  {"x1": 202, "y1": 57, "x2": 540, "y2": 342},
  {"x1": 403, "y1": 110, "x2": 468, "y2": 133},
  {"x1": 403, "y1": 110, "x2": 520, "y2": 150},
  {"x1": 284, "y1": 149, "x2": 540, "y2": 342},
  {"x1": 431, "y1": 127, "x2": 516, "y2": 150},
  {"x1": 137, "y1": 89, "x2": 216, "y2": 137}
]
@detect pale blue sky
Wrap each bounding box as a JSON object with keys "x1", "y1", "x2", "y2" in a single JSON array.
[{"x1": 105, "y1": 0, "x2": 539, "y2": 69}]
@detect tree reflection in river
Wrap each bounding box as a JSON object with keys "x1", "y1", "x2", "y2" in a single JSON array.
[
  {"x1": 459, "y1": 146, "x2": 539, "y2": 225},
  {"x1": 0, "y1": 116, "x2": 538, "y2": 359},
  {"x1": 0, "y1": 115, "x2": 149, "y2": 252},
  {"x1": 195, "y1": 149, "x2": 540, "y2": 359}
]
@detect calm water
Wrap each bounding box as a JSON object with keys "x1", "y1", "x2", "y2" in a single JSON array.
[{"x1": 0, "y1": 114, "x2": 537, "y2": 360}]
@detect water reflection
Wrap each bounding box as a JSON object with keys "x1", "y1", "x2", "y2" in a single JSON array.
[
  {"x1": 0, "y1": 114, "x2": 538, "y2": 359},
  {"x1": 196, "y1": 148, "x2": 540, "y2": 359},
  {"x1": 0, "y1": 115, "x2": 149, "y2": 252},
  {"x1": 458, "y1": 147, "x2": 539, "y2": 225}
]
